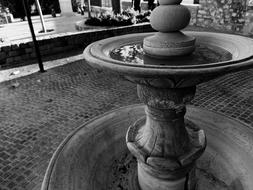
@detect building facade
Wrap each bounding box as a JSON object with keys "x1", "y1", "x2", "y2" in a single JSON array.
[{"x1": 195, "y1": 0, "x2": 253, "y2": 35}]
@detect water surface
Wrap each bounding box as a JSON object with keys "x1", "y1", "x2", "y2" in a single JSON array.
[{"x1": 110, "y1": 44, "x2": 232, "y2": 66}]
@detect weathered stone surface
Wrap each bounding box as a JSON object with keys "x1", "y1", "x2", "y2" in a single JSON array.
[
  {"x1": 137, "y1": 85, "x2": 195, "y2": 109},
  {"x1": 145, "y1": 0, "x2": 195, "y2": 57},
  {"x1": 195, "y1": 0, "x2": 253, "y2": 34},
  {"x1": 42, "y1": 105, "x2": 253, "y2": 190},
  {"x1": 150, "y1": 5, "x2": 191, "y2": 32},
  {"x1": 243, "y1": 10, "x2": 253, "y2": 35},
  {"x1": 0, "y1": 55, "x2": 252, "y2": 189},
  {"x1": 143, "y1": 32, "x2": 195, "y2": 57},
  {"x1": 84, "y1": 25, "x2": 253, "y2": 189}
]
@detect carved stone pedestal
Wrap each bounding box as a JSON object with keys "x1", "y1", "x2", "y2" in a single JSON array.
[
  {"x1": 127, "y1": 85, "x2": 206, "y2": 190},
  {"x1": 81, "y1": 0, "x2": 253, "y2": 189}
]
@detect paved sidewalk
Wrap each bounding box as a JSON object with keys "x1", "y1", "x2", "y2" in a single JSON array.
[
  {"x1": 0, "y1": 55, "x2": 252, "y2": 190},
  {"x1": 0, "y1": 50, "x2": 83, "y2": 83},
  {"x1": 0, "y1": 13, "x2": 100, "y2": 43}
]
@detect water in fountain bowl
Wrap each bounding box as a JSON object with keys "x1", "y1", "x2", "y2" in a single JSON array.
[{"x1": 110, "y1": 44, "x2": 232, "y2": 66}]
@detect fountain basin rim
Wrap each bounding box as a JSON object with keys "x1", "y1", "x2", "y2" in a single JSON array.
[
  {"x1": 83, "y1": 31, "x2": 253, "y2": 76},
  {"x1": 41, "y1": 104, "x2": 253, "y2": 190}
]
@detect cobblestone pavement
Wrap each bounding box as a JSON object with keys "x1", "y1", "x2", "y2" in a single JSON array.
[{"x1": 0, "y1": 58, "x2": 252, "y2": 190}]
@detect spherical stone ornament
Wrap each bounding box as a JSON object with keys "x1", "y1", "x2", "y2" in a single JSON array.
[
  {"x1": 150, "y1": 5, "x2": 191, "y2": 32},
  {"x1": 143, "y1": 32, "x2": 195, "y2": 57},
  {"x1": 159, "y1": 0, "x2": 182, "y2": 5}
]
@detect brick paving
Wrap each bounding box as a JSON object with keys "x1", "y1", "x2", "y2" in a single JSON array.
[{"x1": 0, "y1": 57, "x2": 252, "y2": 190}]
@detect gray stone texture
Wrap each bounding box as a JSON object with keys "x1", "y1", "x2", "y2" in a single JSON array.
[
  {"x1": 0, "y1": 56, "x2": 252, "y2": 189},
  {"x1": 195, "y1": 0, "x2": 253, "y2": 35}
]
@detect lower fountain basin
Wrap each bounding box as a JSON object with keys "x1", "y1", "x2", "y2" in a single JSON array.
[{"x1": 42, "y1": 105, "x2": 253, "y2": 190}]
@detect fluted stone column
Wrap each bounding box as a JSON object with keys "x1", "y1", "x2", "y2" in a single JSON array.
[{"x1": 59, "y1": 0, "x2": 75, "y2": 16}]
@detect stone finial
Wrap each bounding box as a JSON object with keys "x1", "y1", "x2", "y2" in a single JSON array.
[{"x1": 143, "y1": 0, "x2": 195, "y2": 57}]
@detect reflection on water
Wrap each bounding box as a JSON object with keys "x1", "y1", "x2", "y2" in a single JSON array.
[
  {"x1": 110, "y1": 44, "x2": 144, "y2": 65},
  {"x1": 110, "y1": 44, "x2": 232, "y2": 66}
]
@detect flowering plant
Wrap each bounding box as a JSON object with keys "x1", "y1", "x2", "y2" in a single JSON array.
[{"x1": 85, "y1": 9, "x2": 150, "y2": 27}]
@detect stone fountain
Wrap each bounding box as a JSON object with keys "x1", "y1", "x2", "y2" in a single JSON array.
[{"x1": 42, "y1": 1, "x2": 253, "y2": 190}]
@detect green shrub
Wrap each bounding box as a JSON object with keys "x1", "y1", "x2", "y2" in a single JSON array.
[
  {"x1": 135, "y1": 10, "x2": 151, "y2": 23},
  {"x1": 85, "y1": 9, "x2": 150, "y2": 27}
]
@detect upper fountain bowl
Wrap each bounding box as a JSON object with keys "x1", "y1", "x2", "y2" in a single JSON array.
[{"x1": 83, "y1": 31, "x2": 253, "y2": 88}]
